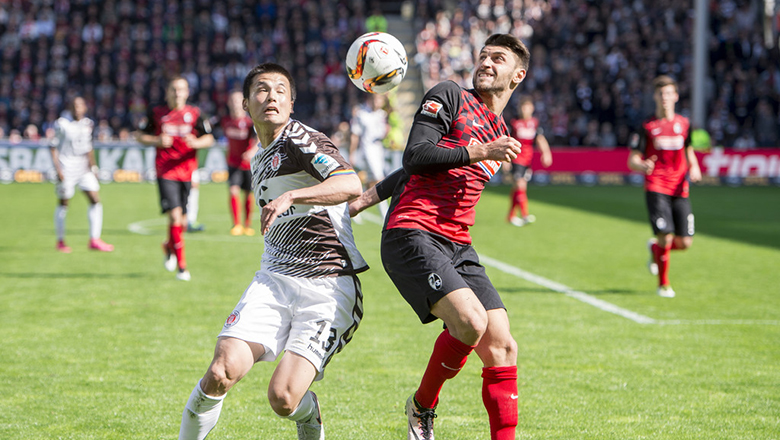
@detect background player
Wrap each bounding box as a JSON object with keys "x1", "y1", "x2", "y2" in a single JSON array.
[
  {"x1": 507, "y1": 96, "x2": 552, "y2": 227},
  {"x1": 222, "y1": 90, "x2": 258, "y2": 236},
  {"x1": 350, "y1": 93, "x2": 390, "y2": 217},
  {"x1": 137, "y1": 76, "x2": 214, "y2": 281},
  {"x1": 178, "y1": 63, "x2": 366, "y2": 440},
  {"x1": 50, "y1": 96, "x2": 114, "y2": 253},
  {"x1": 628, "y1": 75, "x2": 701, "y2": 298},
  {"x1": 354, "y1": 34, "x2": 529, "y2": 440}
]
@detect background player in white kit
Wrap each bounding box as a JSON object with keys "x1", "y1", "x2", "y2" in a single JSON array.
[
  {"x1": 350, "y1": 93, "x2": 390, "y2": 216},
  {"x1": 178, "y1": 63, "x2": 366, "y2": 440},
  {"x1": 50, "y1": 96, "x2": 114, "y2": 253}
]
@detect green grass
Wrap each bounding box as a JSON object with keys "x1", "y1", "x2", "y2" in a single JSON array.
[{"x1": 0, "y1": 182, "x2": 778, "y2": 439}]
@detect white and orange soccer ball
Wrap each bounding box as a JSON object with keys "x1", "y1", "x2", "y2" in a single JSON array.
[{"x1": 346, "y1": 32, "x2": 407, "y2": 94}]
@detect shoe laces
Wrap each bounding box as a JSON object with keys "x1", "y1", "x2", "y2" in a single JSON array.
[{"x1": 413, "y1": 407, "x2": 437, "y2": 439}]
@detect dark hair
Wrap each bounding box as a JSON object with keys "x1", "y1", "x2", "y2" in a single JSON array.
[
  {"x1": 653, "y1": 75, "x2": 678, "y2": 93},
  {"x1": 519, "y1": 95, "x2": 533, "y2": 106},
  {"x1": 483, "y1": 34, "x2": 530, "y2": 70},
  {"x1": 242, "y1": 63, "x2": 297, "y2": 101}
]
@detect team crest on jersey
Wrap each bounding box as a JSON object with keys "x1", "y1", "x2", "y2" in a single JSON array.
[
  {"x1": 183, "y1": 112, "x2": 193, "y2": 123},
  {"x1": 271, "y1": 152, "x2": 282, "y2": 171},
  {"x1": 224, "y1": 311, "x2": 240, "y2": 328},
  {"x1": 428, "y1": 273, "x2": 443, "y2": 290},
  {"x1": 673, "y1": 122, "x2": 681, "y2": 134},
  {"x1": 421, "y1": 100, "x2": 443, "y2": 118}
]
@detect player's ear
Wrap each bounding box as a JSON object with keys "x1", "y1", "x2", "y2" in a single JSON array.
[
  {"x1": 290, "y1": 100, "x2": 295, "y2": 114},
  {"x1": 242, "y1": 98, "x2": 248, "y2": 112},
  {"x1": 510, "y1": 68, "x2": 526, "y2": 90}
]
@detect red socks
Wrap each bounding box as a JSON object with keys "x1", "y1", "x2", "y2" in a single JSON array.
[
  {"x1": 244, "y1": 195, "x2": 253, "y2": 227},
  {"x1": 415, "y1": 329, "x2": 475, "y2": 409},
  {"x1": 482, "y1": 366, "x2": 518, "y2": 440},
  {"x1": 509, "y1": 189, "x2": 528, "y2": 219},
  {"x1": 170, "y1": 224, "x2": 186, "y2": 270},
  {"x1": 230, "y1": 195, "x2": 240, "y2": 226},
  {"x1": 652, "y1": 242, "x2": 671, "y2": 286}
]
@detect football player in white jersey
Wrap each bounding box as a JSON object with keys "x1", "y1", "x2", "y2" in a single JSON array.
[
  {"x1": 178, "y1": 63, "x2": 366, "y2": 440},
  {"x1": 50, "y1": 96, "x2": 114, "y2": 253}
]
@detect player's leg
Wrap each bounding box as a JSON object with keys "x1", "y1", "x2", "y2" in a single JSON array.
[
  {"x1": 82, "y1": 173, "x2": 114, "y2": 251},
  {"x1": 671, "y1": 196, "x2": 694, "y2": 251},
  {"x1": 187, "y1": 170, "x2": 204, "y2": 232},
  {"x1": 179, "y1": 337, "x2": 265, "y2": 440},
  {"x1": 508, "y1": 165, "x2": 532, "y2": 226},
  {"x1": 267, "y1": 352, "x2": 323, "y2": 440},
  {"x1": 241, "y1": 170, "x2": 255, "y2": 235},
  {"x1": 474, "y1": 309, "x2": 518, "y2": 440},
  {"x1": 228, "y1": 182, "x2": 243, "y2": 235},
  {"x1": 646, "y1": 192, "x2": 675, "y2": 297},
  {"x1": 54, "y1": 177, "x2": 74, "y2": 252}
]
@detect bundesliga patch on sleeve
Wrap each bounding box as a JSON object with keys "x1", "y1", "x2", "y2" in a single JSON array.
[
  {"x1": 312, "y1": 152, "x2": 340, "y2": 178},
  {"x1": 421, "y1": 100, "x2": 443, "y2": 118}
]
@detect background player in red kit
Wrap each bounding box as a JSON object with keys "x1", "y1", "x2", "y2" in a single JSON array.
[
  {"x1": 222, "y1": 90, "x2": 258, "y2": 236},
  {"x1": 507, "y1": 96, "x2": 552, "y2": 227},
  {"x1": 137, "y1": 76, "x2": 214, "y2": 281},
  {"x1": 628, "y1": 75, "x2": 701, "y2": 298},
  {"x1": 351, "y1": 34, "x2": 529, "y2": 440}
]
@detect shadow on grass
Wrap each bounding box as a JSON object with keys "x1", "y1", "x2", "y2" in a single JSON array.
[
  {"x1": 484, "y1": 184, "x2": 780, "y2": 250},
  {"x1": 0, "y1": 272, "x2": 147, "y2": 279},
  {"x1": 496, "y1": 286, "x2": 554, "y2": 295}
]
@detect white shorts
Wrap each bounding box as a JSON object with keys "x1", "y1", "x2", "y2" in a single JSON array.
[
  {"x1": 355, "y1": 142, "x2": 385, "y2": 182},
  {"x1": 218, "y1": 269, "x2": 363, "y2": 379},
  {"x1": 56, "y1": 171, "x2": 99, "y2": 200}
]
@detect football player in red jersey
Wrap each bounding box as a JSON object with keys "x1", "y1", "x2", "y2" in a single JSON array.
[
  {"x1": 137, "y1": 76, "x2": 214, "y2": 281},
  {"x1": 507, "y1": 96, "x2": 552, "y2": 226},
  {"x1": 351, "y1": 34, "x2": 528, "y2": 440},
  {"x1": 628, "y1": 75, "x2": 701, "y2": 298},
  {"x1": 222, "y1": 90, "x2": 258, "y2": 236}
]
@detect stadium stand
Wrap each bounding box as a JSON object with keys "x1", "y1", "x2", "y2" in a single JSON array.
[{"x1": 411, "y1": 0, "x2": 780, "y2": 148}]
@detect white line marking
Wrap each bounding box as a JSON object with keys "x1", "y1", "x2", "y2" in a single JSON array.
[
  {"x1": 358, "y1": 211, "x2": 779, "y2": 326},
  {"x1": 479, "y1": 255, "x2": 657, "y2": 324},
  {"x1": 127, "y1": 216, "x2": 259, "y2": 243}
]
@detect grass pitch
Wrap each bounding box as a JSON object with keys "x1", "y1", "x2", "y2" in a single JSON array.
[{"x1": 0, "y1": 182, "x2": 777, "y2": 439}]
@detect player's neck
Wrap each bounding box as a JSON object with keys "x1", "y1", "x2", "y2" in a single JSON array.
[
  {"x1": 255, "y1": 122, "x2": 285, "y2": 148},
  {"x1": 477, "y1": 90, "x2": 510, "y2": 116},
  {"x1": 656, "y1": 108, "x2": 675, "y2": 121}
]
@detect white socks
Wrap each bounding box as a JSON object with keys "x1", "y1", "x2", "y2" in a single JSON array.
[
  {"x1": 187, "y1": 188, "x2": 200, "y2": 224},
  {"x1": 284, "y1": 390, "x2": 316, "y2": 422},
  {"x1": 88, "y1": 203, "x2": 103, "y2": 239},
  {"x1": 54, "y1": 205, "x2": 67, "y2": 241},
  {"x1": 178, "y1": 382, "x2": 225, "y2": 440}
]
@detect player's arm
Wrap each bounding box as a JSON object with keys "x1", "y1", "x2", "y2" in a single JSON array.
[
  {"x1": 349, "y1": 167, "x2": 405, "y2": 217},
  {"x1": 49, "y1": 121, "x2": 64, "y2": 181},
  {"x1": 87, "y1": 149, "x2": 98, "y2": 174},
  {"x1": 260, "y1": 173, "x2": 362, "y2": 235},
  {"x1": 685, "y1": 127, "x2": 701, "y2": 182},
  {"x1": 135, "y1": 110, "x2": 173, "y2": 148},
  {"x1": 627, "y1": 129, "x2": 656, "y2": 174},
  {"x1": 185, "y1": 116, "x2": 215, "y2": 149},
  {"x1": 535, "y1": 132, "x2": 552, "y2": 167}
]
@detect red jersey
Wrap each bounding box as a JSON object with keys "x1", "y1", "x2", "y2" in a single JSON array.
[
  {"x1": 221, "y1": 114, "x2": 254, "y2": 170},
  {"x1": 142, "y1": 104, "x2": 211, "y2": 181},
  {"x1": 386, "y1": 81, "x2": 507, "y2": 244},
  {"x1": 632, "y1": 114, "x2": 692, "y2": 197},
  {"x1": 509, "y1": 116, "x2": 540, "y2": 166}
]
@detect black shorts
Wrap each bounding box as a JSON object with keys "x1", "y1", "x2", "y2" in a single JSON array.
[
  {"x1": 645, "y1": 191, "x2": 694, "y2": 236},
  {"x1": 157, "y1": 178, "x2": 191, "y2": 214},
  {"x1": 228, "y1": 166, "x2": 252, "y2": 192},
  {"x1": 380, "y1": 228, "x2": 504, "y2": 324},
  {"x1": 511, "y1": 163, "x2": 532, "y2": 181}
]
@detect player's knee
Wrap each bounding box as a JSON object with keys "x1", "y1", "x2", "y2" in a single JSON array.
[
  {"x1": 675, "y1": 236, "x2": 693, "y2": 250},
  {"x1": 267, "y1": 386, "x2": 297, "y2": 417},
  {"x1": 451, "y1": 310, "x2": 488, "y2": 345},
  {"x1": 488, "y1": 336, "x2": 518, "y2": 365},
  {"x1": 202, "y1": 364, "x2": 237, "y2": 396}
]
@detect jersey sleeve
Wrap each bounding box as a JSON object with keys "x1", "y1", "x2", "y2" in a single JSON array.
[
  {"x1": 403, "y1": 81, "x2": 469, "y2": 175},
  {"x1": 629, "y1": 126, "x2": 647, "y2": 155},
  {"x1": 290, "y1": 133, "x2": 356, "y2": 183},
  {"x1": 139, "y1": 108, "x2": 158, "y2": 135},
  {"x1": 375, "y1": 167, "x2": 406, "y2": 201},
  {"x1": 193, "y1": 111, "x2": 212, "y2": 137},
  {"x1": 49, "y1": 119, "x2": 64, "y2": 148},
  {"x1": 684, "y1": 125, "x2": 692, "y2": 149}
]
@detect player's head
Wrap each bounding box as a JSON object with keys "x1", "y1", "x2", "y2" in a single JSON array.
[
  {"x1": 242, "y1": 63, "x2": 296, "y2": 127},
  {"x1": 166, "y1": 76, "x2": 190, "y2": 110},
  {"x1": 473, "y1": 34, "x2": 529, "y2": 95},
  {"x1": 70, "y1": 96, "x2": 87, "y2": 120},
  {"x1": 518, "y1": 96, "x2": 534, "y2": 118},
  {"x1": 228, "y1": 90, "x2": 245, "y2": 117},
  {"x1": 652, "y1": 75, "x2": 678, "y2": 116}
]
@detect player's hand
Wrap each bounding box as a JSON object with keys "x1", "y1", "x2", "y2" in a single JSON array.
[
  {"x1": 159, "y1": 134, "x2": 174, "y2": 148},
  {"x1": 642, "y1": 155, "x2": 657, "y2": 174},
  {"x1": 478, "y1": 136, "x2": 523, "y2": 162},
  {"x1": 56, "y1": 170, "x2": 64, "y2": 182},
  {"x1": 260, "y1": 192, "x2": 294, "y2": 235},
  {"x1": 541, "y1": 152, "x2": 553, "y2": 168},
  {"x1": 689, "y1": 164, "x2": 702, "y2": 182}
]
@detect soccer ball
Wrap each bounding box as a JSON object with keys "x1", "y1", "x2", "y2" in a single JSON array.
[{"x1": 346, "y1": 32, "x2": 407, "y2": 94}]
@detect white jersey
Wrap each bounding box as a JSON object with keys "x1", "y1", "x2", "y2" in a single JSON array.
[
  {"x1": 350, "y1": 104, "x2": 387, "y2": 149},
  {"x1": 50, "y1": 116, "x2": 94, "y2": 174},
  {"x1": 251, "y1": 119, "x2": 367, "y2": 278}
]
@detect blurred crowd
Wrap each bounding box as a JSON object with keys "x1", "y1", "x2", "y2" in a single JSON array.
[
  {"x1": 413, "y1": 0, "x2": 780, "y2": 148},
  {"x1": 0, "y1": 0, "x2": 383, "y2": 143}
]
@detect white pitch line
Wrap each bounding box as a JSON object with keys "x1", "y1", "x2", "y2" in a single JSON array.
[{"x1": 358, "y1": 211, "x2": 779, "y2": 326}]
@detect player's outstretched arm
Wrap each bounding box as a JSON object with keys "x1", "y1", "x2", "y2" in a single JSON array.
[
  {"x1": 260, "y1": 173, "x2": 362, "y2": 235},
  {"x1": 348, "y1": 167, "x2": 405, "y2": 217}
]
